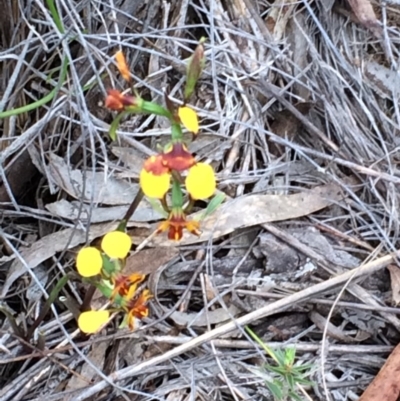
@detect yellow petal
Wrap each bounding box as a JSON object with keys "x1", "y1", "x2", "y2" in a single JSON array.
[
  {"x1": 185, "y1": 163, "x2": 216, "y2": 200},
  {"x1": 76, "y1": 247, "x2": 103, "y2": 277},
  {"x1": 115, "y1": 50, "x2": 131, "y2": 82},
  {"x1": 178, "y1": 106, "x2": 199, "y2": 134},
  {"x1": 78, "y1": 310, "x2": 110, "y2": 334},
  {"x1": 140, "y1": 169, "x2": 170, "y2": 198},
  {"x1": 101, "y1": 231, "x2": 132, "y2": 259}
]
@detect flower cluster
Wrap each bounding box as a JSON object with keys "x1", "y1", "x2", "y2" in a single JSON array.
[
  {"x1": 105, "y1": 40, "x2": 222, "y2": 241},
  {"x1": 76, "y1": 231, "x2": 152, "y2": 334}
]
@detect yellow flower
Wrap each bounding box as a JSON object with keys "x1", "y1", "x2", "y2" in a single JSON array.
[
  {"x1": 140, "y1": 155, "x2": 171, "y2": 198},
  {"x1": 76, "y1": 247, "x2": 103, "y2": 277},
  {"x1": 185, "y1": 163, "x2": 216, "y2": 200},
  {"x1": 178, "y1": 106, "x2": 199, "y2": 134},
  {"x1": 101, "y1": 231, "x2": 132, "y2": 259},
  {"x1": 78, "y1": 310, "x2": 110, "y2": 334}
]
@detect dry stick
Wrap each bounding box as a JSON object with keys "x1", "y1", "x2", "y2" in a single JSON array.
[{"x1": 75, "y1": 250, "x2": 400, "y2": 401}]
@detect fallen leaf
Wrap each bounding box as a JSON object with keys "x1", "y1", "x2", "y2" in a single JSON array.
[
  {"x1": 150, "y1": 177, "x2": 358, "y2": 246},
  {"x1": 364, "y1": 60, "x2": 400, "y2": 99},
  {"x1": 387, "y1": 264, "x2": 400, "y2": 305},
  {"x1": 347, "y1": 0, "x2": 382, "y2": 37},
  {"x1": 64, "y1": 341, "x2": 108, "y2": 400},
  {"x1": 170, "y1": 304, "x2": 241, "y2": 327},
  {"x1": 310, "y1": 311, "x2": 362, "y2": 343},
  {"x1": 48, "y1": 153, "x2": 139, "y2": 205},
  {"x1": 46, "y1": 199, "x2": 160, "y2": 223},
  {"x1": 125, "y1": 247, "x2": 179, "y2": 275},
  {"x1": 359, "y1": 342, "x2": 400, "y2": 401},
  {"x1": 1, "y1": 223, "x2": 118, "y2": 298},
  {"x1": 265, "y1": 0, "x2": 297, "y2": 41}
]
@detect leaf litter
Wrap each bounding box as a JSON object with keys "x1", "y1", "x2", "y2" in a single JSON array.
[{"x1": 1, "y1": 1, "x2": 400, "y2": 401}]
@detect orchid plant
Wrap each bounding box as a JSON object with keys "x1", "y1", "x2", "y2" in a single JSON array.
[{"x1": 75, "y1": 39, "x2": 222, "y2": 334}]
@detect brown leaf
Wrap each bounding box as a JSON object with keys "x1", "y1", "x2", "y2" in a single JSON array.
[
  {"x1": 347, "y1": 0, "x2": 382, "y2": 37},
  {"x1": 387, "y1": 264, "x2": 400, "y2": 305},
  {"x1": 125, "y1": 247, "x2": 179, "y2": 276},
  {"x1": 359, "y1": 342, "x2": 400, "y2": 401},
  {"x1": 64, "y1": 341, "x2": 108, "y2": 400},
  {"x1": 48, "y1": 153, "x2": 139, "y2": 205},
  {"x1": 150, "y1": 177, "x2": 358, "y2": 246},
  {"x1": 310, "y1": 311, "x2": 360, "y2": 343}
]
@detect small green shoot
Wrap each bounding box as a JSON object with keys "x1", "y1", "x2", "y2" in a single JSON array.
[{"x1": 246, "y1": 326, "x2": 314, "y2": 401}]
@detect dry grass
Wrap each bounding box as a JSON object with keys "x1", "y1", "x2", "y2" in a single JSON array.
[{"x1": 1, "y1": 0, "x2": 400, "y2": 400}]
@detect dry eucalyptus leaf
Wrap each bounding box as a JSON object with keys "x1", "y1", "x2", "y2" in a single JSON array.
[
  {"x1": 388, "y1": 264, "x2": 400, "y2": 305},
  {"x1": 46, "y1": 199, "x2": 159, "y2": 223},
  {"x1": 170, "y1": 304, "x2": 241, "y2": 327},
  {"x1": 125, "y1": 247, "x2": 179, "y2": 275},
  {"x1": 265, "y1": 0, "x2": 297, "y2": 41},
  {"x1": 64, "y1": 340, "x2": 108, "y2": 399},
  {"x1": 48, "y1": 153, "x2": 139, "y2": 205},
  {"x1": 26, "y1": 264, "x2": 48, "y2": 303},
  {"x1": 364, "y1": 60, "x2": 400, "y2": 99},
  {"x1": 359, "y1": 342, "x2": 400, "y2": 401},
  {"x1": 310, "y1": 311, "x2": 360, "y2": 343},
  {"x1": 151, "y1": 177, "x2": 357, "y2": 246},
  {"x1": 111, "y1": 146, "x2": 146, "y2": 178},
  {"x1": 347, "y1": 0, "x2": 382, "y2": 37},
  {"x1": 1, "y1": 223, "x2": 119, "y2": 298}
]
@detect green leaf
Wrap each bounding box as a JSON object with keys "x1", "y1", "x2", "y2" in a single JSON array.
[
  {"x1": 266, "y1": 380, "x2": 283, "y2": 400},
  {"x1": 184, "y1": 38, "x2": 206, "y2": 102},
  {"x1": 109, "y1": 112, "x2": 127, "y2": 141},
  {"x1": 286, "y1": 373, "x2": 295, "y2": 389},
  {"x1": 284, "y1": 347, "x2": 296, "y2": 366},
  {"x1": 46, "y1": 0, "x2": 64, "y2": 33},
  {"x1": 200, "y1": 192, "x2": 225, "y2": 220},
  {"x1": 146, "y1": 198, "x2": 169, "y2": 218},
  {"x1": 289, "y1": 390, "x2": 303, "y2": 401}
]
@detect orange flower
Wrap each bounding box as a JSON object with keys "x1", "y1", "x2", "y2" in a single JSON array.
[
  {"x1": 115, "y1": 50, "x2": 131, "y2": 82},
  {"x1": 110, "y1": 273, "x2": 145, "y2": 300},
  {"x1": 105, "y1": 89, "x2": 137, "y2": 111},
  {"x1": 125, "y1": 290, "x2": 152, "y2": 329},
  {"x1": 157, "y1": 208, "x2": 200, "y2": 241},
  {"x1": 161, "y1": 142, "x2": 195, "y2": 171}
]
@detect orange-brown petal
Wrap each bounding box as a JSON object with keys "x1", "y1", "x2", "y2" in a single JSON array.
[
  {"x1": 162, "y1": 143, "x2": 195, "y2": 171},
  {"x1": 105, "y1": 89, "x2": 137, "y2": 111},
  {"x1": 143, "y1": 155, "x2": 170, "y2": 175}
]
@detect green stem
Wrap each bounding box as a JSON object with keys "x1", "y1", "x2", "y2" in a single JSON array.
[
  {"x1": 141, "y1": 100, "x2": 172, "y2": 119},
  {"x1": 25, "y1": 273, "x2": 71, "y2": 340},
  {"x1": 0, "y1": 306, "x2": 23, "y2": 338},
  {"x1": 245, "y1": 326, "x2": 280, "y2": 364},
  {"x1": 171, "y1": 177, "x2": 184, "y2": 209},
  {"x1": 0, "y1": 57, "x2": 69, "y2": 119},
  {"x1": 46, "y1": 0, "x2": 64, "y2": 33},
  {"x1": 171, "y1": 123, "x2": 184, "y2": 142}
]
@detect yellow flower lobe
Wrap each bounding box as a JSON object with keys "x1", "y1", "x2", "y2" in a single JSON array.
[
  {"x1": 76, "y1": 247, "x2": 102, "y2": 277},
  {"x1": 178, "y1": 106, "x2": 199, "y2": 134},
  {"x1": 101, "y1": 231, "x2": 132, "y2": 259},
  {"x1": 140, "y1": 169, "x2": 170, "y2": 198},
  {"x1": 78, "y1": 310, "x2": 110, "y2": 334},
  {"x1": 185, "y1": 163, "x2": 216, "y2": 200}
]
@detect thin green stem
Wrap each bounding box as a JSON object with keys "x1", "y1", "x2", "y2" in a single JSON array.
[
  {"x1": 26, "y1": 273, "x2": 72, "y2": 340},
  {"x1": 0, "y1": 57, "x2": 69, "y2": 119},
  {"x1": 46, "y1": 0, "x2": 64, "y2": 33},
  {"x1": 245, "y1": 326, "x2": 280, "y2": 365}
]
